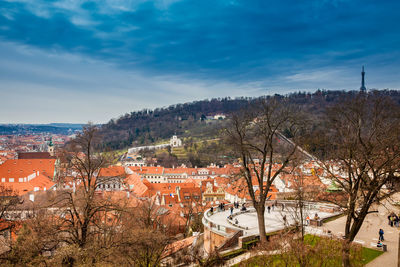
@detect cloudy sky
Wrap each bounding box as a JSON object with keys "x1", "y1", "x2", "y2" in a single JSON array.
[{"x1": 1, "y1": 0, "x2": 399, "y2": 123}]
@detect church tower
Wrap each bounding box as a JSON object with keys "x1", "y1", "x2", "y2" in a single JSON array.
[
  {"x1": 360, "y1": 66, "x2": 366, "y2": 92},
  {"x1": 48, "y1": 137, "x2": 54, "y2": 156}
]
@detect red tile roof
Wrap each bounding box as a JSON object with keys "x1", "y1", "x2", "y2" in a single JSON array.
[
  {"x1": 125, "y1": 173, "x2": 148, "y2": 197},
  {"x1": 129, "y1": 166, "x2": 165, "y2": 174},
  {"x1": 98, "y1": 166, "x2": 125, "y2": 177},
  {"x1": 0, "y1": 159, "x2": 56, "y2": 179},
  {"x1": 0, "y1": 174, "x2": 55, "y2": 195}
]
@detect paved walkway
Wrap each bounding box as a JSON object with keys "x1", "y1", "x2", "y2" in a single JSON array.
[{"x1": 316, "y1": 194, "x2": 400, "y2": 267}]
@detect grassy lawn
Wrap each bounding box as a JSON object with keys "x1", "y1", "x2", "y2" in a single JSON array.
[
  {"x1": 361, "y1": 247, "x2": 383, "y2": 264},
  {"x1": 234, "y1": 235, "x2": 383, "y2": 267}
]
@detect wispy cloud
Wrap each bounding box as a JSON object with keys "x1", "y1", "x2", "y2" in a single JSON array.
[{"x1": 0, "y1": 41, "x2": 262, "y2": 123}]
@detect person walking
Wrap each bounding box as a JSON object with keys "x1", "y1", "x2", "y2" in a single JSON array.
[
  {"x1": 267, "y1": 206, "x2": 271, "y2": 213},
  {"x1": 379, "y1": 228, "x2": 384, "y2": 241},
  {"x1": 230, "y1": 206, "x2": 234, "y2": 215}
]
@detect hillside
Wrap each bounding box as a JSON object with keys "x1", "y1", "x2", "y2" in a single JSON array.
[
  {"x1": 99, "y1": 97, "x2": 249, "y2": 150},
  {"x1": 98, "y1": 90, "x2": 400, "y2": 151}
]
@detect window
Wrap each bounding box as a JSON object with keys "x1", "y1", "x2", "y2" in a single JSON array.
[
  {"x1": 9, "y1": 178, "x2": 14, "y2": 182},
  {"x1": 19, "y1": 178, "x2": 23, "y2": 182},
  {"x1": 1, "y1": 178, "x2": 5, "y2": 182}
]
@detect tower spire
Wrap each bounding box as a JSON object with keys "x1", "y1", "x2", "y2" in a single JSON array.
[{"x1": 360, "y1": 66, "x2": 366, "y2": 92}]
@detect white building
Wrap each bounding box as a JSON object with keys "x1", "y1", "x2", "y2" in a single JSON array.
[
  {"x1": 170, "y1": 135, "x2": 182, "y2": 147},
  {"x1": 213, "y1": 114, "x2": 226, "y2": 120}
]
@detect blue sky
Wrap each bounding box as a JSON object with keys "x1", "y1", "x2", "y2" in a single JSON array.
[{"x1": 1, "y1": 0, "x2": 399, "y2": 123}]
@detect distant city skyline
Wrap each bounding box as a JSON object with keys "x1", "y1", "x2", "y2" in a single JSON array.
[{"x1": 1, "y1": 0, "x2": 399, "y2": 124}]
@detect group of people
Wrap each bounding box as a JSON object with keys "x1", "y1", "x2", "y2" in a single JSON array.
[
  {"x1": 388, "y1": 212, "x2": 400, "y2": 227},
  {"x1": 228, "y1": 202, "x2": 247, "y2": 224},
  {"x1": 266, "y1": 203, "x2": 277, "y2": 213},
  {"x1": 375, "y1": 212, "x2": 400, "y2": 248},
  {"x1": 233, "y1": 201, "x2": 242, "y2": 209},
  {"x1": 232, "y1": 201, "x2": 247, "y2": 211},
  {"x1": 218, "y1": 202, "x2": 225, "y2": 211},
  {"x1": 209, "y1": 203, "x2": 226, "y2": 214},
  {"x1": 210, "y1": 201, "x2": 246, "y2": 215}
]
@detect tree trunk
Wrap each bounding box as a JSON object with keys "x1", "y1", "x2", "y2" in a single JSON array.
[
  {"x1": 256, "y1": 205, "x2": 267, "y2": 243},
  {"x1": 342, "y1": 240, "x2": 351, "y2": 267},
  {"x1": 80, "y1": 224, "x2": 88, "y2": 248},
  {"x1": 299, "y1": 199, "x2": 304, "y2": 242}
]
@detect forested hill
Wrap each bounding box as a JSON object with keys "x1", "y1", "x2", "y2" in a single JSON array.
[
  {"x1": 99, "y1": 97, "x2": 251, "y2": 150},
  {"x1": 98, "y1": 90, "x2": 400, "y2": 150}
]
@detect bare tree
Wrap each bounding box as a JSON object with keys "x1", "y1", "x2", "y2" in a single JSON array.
[
  {"x1": 180, "y1": 192, "x2": 205, "y2": 236},
  {"x1": 319, "y1": 93, "x2": 400, "y2": 267},
  {"x1": 58, "y1": 124, "x2": 114, "y2": 248},
  {"x1": 110, "y1": 198, "x2": 173, "y2": 267},
  {"x1": 0, "y1": 209, "x2": 62, "y2": 266},
  {"x1": 226, "y1": 98, "x2": 304, "y2": 244},
  {"x1": 0, "y1": 185, "x2": 19, "y2": 221}
]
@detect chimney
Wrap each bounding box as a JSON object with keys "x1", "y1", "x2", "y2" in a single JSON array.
[{"x1": 29, "y1": 193, "x2": 34, "y2": 202}]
